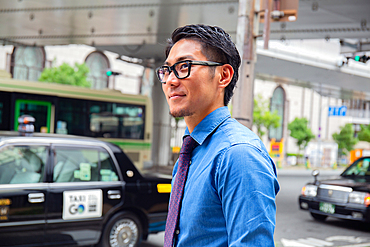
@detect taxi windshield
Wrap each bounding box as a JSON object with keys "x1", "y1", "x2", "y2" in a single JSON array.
[{"x1": 342, "y1": 157, "x2": 370, "y2": 177}]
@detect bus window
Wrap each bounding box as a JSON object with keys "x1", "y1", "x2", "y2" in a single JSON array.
[
  {"x1": 89, "y1": 102, "x2": 145, "y2": 140},
  {"x1": 56, "y1": 98, "x2": 87, "y2": 135},
  {"x1": 0, "y1": 92, "x2": 11, "y2": 130},
  {"x1": 0, "y1": 102, "x2": 3, "y2": 124},
  {"x1": 14, "y1": 99, "x2": 51, "y2": 133}
]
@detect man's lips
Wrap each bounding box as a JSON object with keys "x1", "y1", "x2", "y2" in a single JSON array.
[{"x1": 169, "y1": 93, "x2": 186, "y2": 99}]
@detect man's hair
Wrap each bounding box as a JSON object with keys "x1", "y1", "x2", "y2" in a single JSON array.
[{"x1": 165, "y1": 24, "x2": 241, "y2": 106}]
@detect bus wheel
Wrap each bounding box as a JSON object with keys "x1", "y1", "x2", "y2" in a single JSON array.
[
  {"x1": 99, "y1": 212, "x2": 142, "y2": 247},
  {"x1": 310, "y1": 212, "x2": 327, "y2": 221}
]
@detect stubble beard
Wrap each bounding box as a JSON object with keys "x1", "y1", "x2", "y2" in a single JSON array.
[{"x1": 169, "y1": 109, "x2": 194, "y2": 118}]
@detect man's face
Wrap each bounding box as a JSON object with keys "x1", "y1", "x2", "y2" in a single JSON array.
[{"x1": 162, "y1": 39, "x2": 223, "y2": 121}]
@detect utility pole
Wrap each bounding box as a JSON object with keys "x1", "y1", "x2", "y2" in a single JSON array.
[
  {"x1": 263, "y1": 0, "x2": 271, "y2": 49},
  {"x1": 233, "y1": 0, "x2": 261, "y2": 129},
  {"x1": 233, "y1": 0, "x2": 299, "y2": 128}
]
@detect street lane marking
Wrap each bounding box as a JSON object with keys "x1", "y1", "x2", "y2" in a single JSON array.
[
  {"x1": 280, "y1": 236, "x2": 370, "y2": 247},
  {"x1": 340, "y1": 243, "x2": 370, "y2": 247},
  {"x1": 297, "y1": 238, "x2": 325, "y2": 246},
  {"x1": 325, "y1": 236, "x2": 364, "y2": 243},
  {"x1": 281, "y1": 238, "x2": 314, "y2": 247},
  {"x1": 305, "y1": 238, "x2": 334, "y2": 246}
]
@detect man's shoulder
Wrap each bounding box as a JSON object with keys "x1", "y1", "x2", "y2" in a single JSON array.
[
  {"x1": 216, "y1": 118, "x2": 264, "y2": 150},
  {"x1": 214, "y1": 119, "x2": 278, "y2": 178}
]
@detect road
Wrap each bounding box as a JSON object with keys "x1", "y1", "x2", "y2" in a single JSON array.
[
  {"x1": 275, "y1": 168, "x2": 370, "y2": 247},
  {"x1": 140, "y1": 168, "x2": 370, "y2": 247}
]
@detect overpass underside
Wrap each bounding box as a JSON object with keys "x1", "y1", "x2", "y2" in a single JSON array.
[{"x1": 255, "y1": 47, "x2": 370, "y2": 100}]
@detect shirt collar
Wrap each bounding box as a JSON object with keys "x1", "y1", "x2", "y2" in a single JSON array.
[{"x1": 184, "y1": 106, "x2": 231, "y2": 145}]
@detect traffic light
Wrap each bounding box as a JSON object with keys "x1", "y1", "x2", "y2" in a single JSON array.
[
  {"x1": 106, "y1": 69, "x2": 121, "y2": 76},
  {"x1": 346, "y1": 54, "x2": 370, "y2": 64},
  {"x1": 355, "y1": 55, "x2": 369, "y2": 63}
]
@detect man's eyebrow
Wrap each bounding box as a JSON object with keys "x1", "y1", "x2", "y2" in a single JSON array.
[{"x1": 164, "y1": 55, "x2": 195, "y2": 66}]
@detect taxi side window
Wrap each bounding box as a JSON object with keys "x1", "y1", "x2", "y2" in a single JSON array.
[
  {"x1": 0, "y1": 145, "x2": 47, "y2": 184},
  {"x1": 53, "y1": 147, "x2": 119, "y2": 183}
]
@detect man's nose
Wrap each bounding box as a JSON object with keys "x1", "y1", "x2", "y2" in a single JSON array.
[{"x1": 166, "y1": 71, "x2": 180, "y2": 86}]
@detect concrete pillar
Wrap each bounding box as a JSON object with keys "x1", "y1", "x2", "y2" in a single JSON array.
[
  {"x1": 151, "y1": 61, "x2": 172, "y2": 167},
  {"x1": 149, "y1": 0, "x2": 181, "y2": 168}
]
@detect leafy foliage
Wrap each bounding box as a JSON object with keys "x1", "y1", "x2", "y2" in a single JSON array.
[
  {"x1": 253, "y1": 94, "x2": 281, "y2": 139},
  {"x1": 332, "y1": 123, "x2": 358, "y2": 154},
  {"x1": 288, "y1": 117, "x2": 315, "y2": 153},
  {"x1": 357, "y1": 124, "x2": 370, "y2": 142},
  {"x1": 38, "y1": 62, "x2": 91, "y2": 88}
]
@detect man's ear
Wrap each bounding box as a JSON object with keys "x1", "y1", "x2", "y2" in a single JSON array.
[{"x1": 218, "y1": 64, "x2": 234, "y2": 89}]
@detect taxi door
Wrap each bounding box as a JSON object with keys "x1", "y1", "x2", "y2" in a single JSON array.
[
  {"x1": 0, "y1": 144, "x2": 49, "y2": 246},
  {"x1": 45, "y1": 145, "x2": 124, "y2": 246}
]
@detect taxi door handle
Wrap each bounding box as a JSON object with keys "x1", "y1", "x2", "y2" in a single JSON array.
[
  {"x1": 107, "y1": 190, "x2": 121, "y2": 199},
  {"x1": 28, "y1": 193, "x2": 45, "y2": 203}
]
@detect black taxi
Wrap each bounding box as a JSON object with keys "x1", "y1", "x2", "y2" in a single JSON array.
[
  {"x1": 299, "y1": 157, "x2": 370, "y2": 223},
  {"x1": 0, "y1": 118, "x2": 171, "y2": 247}
]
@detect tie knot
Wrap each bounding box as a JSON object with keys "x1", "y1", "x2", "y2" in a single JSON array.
[{"x1": 180, "y1": 135, "x2": 197, "y2": 154}]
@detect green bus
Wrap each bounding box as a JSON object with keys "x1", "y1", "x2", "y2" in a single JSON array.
[{"x1": 0, "y1": 70, "x2": 152, "y2": 170}]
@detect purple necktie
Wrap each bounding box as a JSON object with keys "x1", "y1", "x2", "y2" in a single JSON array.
[{"x1": 164, "y1": 135, "x2": 197, "y2": 247}]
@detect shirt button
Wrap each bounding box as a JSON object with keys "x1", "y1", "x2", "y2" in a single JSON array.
[
  {"x1": 189, "y1": 161, "x2": 192, "y2": 164},
  {"x1": 175, "y1": 229, "x2": 180, "y2": 235}
]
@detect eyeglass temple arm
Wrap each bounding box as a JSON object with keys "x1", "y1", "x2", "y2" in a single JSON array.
[{"x1": 190, "y1": 61, "x2": 224, "y2": 66}]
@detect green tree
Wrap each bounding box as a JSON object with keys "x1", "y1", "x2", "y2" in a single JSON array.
[
  {"x1": 253, "y1": 94, "x2": 281, "y2": 139},
  {"x1": 357, "y1": 124, "x2": 370, "y2": 142},
  {"x1": 38, "y1": 62, "x2": 91, "y2": 88},
  {"x1": 332, "y1": 123, "x2": 358, "y2": 155},
  {"x1": 288, "y1": 117, "x2": 315, "y2": 159}
]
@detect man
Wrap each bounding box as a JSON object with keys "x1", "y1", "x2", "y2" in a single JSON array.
[{"x1": 156, "y1": 24, "x2": 280, "y2": 246}]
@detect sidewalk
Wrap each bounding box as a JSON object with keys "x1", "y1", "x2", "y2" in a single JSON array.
[
  {"x1": 144, "y1": 164, "x2": 346, "y2": 177},
  {"x1": 276, "y1": 165, "x2": 345, "y2": 177}
]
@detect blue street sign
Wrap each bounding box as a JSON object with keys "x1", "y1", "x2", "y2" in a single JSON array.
[{"x1": 328, "y1": 106, "x2": 347, "y2": 116}]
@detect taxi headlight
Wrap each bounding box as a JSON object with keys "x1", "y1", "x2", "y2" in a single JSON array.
[
  {"x1": 301, "y1": 185, "x2": 317, "y2": 197},
  {"x1": 348, "y1": 192, "x2": 370, "y2": 206}
]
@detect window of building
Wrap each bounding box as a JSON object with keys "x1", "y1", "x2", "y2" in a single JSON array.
[
  {"x1": 53, "y1": 147, "x2": 118, "y2": 183},
  {"x1": 353, "y1": 123, "x2": 362, "y2": 138},
  {"x1": 0, "y1": 145, "x2": 48, "y2": 184},
  {"x1": 269, "y1": 86, "x2": 285, "y2": 142},
  {"x1": 85, "y1": 51, "x2": 110, "y2": 89},
  {"x1": 11, "y1": 46, "x2": 45, "y2": 81}
]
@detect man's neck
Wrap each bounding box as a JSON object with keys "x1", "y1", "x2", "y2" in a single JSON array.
[{"x1": 184, "y1": 105, "x2": 224, "y2": 133}]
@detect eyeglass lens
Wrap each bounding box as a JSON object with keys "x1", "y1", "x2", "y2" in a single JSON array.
[{"x1": 157, "y1": 61, "x2": 190, "y2": 82}]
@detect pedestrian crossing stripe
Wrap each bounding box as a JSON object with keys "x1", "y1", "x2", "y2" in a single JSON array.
[{"x1": 280, "y1": 236, "x2": 370, "y2": 247}]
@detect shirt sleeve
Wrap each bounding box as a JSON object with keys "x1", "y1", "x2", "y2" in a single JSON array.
[{"x1": 215, "y1": 143, "x2": 279, "y2": 246}]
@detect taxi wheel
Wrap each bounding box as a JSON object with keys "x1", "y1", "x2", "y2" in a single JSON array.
[
  {"x1": 310, "y1": 212, "x2": 328, "y2": 221},
  {"x1": 99, "y1": 212, "x2": 142, "y2": 247}
]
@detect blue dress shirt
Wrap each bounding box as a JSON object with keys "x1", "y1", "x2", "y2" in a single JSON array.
[{"x1": 171, "y1": 106, "x2": 280, "y2": 246}]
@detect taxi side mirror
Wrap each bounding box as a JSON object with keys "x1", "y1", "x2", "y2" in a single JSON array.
[{"x1": 312, "y1": 169, "x2": 320, "y2": 184}]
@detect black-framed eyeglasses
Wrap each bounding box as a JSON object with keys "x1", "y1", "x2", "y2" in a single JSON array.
[{"x1": 156, "y1": 60, "x2": 225, "y2": 84}]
